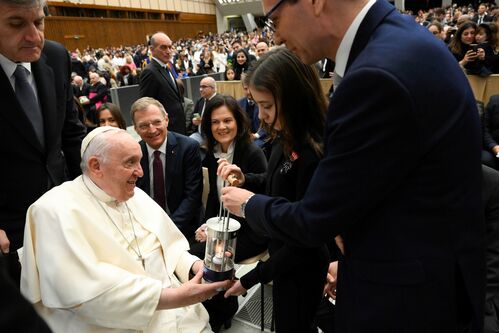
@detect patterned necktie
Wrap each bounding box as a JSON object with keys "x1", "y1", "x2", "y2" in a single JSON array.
[
  {"x1": 198, "y1": 99, "x2": 206, "y2": 134},
  {"x1": 165, "y1": 65, "x2": 177, "y2": 92},
  {"x1": 153, "y1": 150, "x2": 166, "y2": 210},
  {"x1": 14, "y1": 65, "x2": 45, "y2": 147}
]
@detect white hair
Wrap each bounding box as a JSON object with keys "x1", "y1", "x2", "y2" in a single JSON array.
[{"x1": 80, "y1": 128, "x2": 125, "y2": 173}]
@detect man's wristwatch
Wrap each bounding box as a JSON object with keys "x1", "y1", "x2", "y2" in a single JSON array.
[{"x1": 240, "y1": 194, "x2": 255, "y2": 219}]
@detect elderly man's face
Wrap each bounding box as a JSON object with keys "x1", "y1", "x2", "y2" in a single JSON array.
[
  {"x1": 134, "y1": 104, "x2": 168, "y2": 150},
  {"x1": 256, "y1": 43, "x2": 269, "y2": 57},
  {"x1": 89, "y1": 73, "x2": 100, "y2": 85},
  {"x1": 151, "y1": 33, "x2": 173, "y2": 64},
  {"x1": 199, "y1": 78, "x2": 215, "y2": 99},
  {"x1": 98, "y1": 133, "x2": 144, "y2": 202},
  {"x1": 0, "y1": 3, "x2": 45, "y2": 62}
]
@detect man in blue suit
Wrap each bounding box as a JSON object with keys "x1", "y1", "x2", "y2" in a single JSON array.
[
  {"x1": 132, "y1": 97, "x2": 203, "y2": 239},
  {"x1": 221, "y1": 0, "x2": 484, "y2": 332}
]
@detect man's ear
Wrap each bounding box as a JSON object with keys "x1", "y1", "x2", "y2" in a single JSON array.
[
  {"x1": 310, "y1": 0, "x2": 326, "y2": 17},
  {"x1": 87, "y1": 156, "x2": 102, "y2": 177}
]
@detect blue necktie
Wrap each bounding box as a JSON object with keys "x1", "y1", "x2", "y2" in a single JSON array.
[{"x1": 14, "y1": 65, "x2": 45, "y2": 147}]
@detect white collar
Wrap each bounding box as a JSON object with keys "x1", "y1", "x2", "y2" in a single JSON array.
[
  {"x1": 334, "y1": 0, "x2": 376, "y2": 77},
  {"x1": 152, "y1": 56, "x2": 168, "y2": 68},
  {"x1": 213, "y1": 141, "x2": 235, "y2": 160},
  {"x1": 0, "y1": 53, "x2": 32, "y2": 79},
  {"x1": 82, "y1": 174, "x2": 121, "y2": 205},
  {"x1": 146, "y1": 136, "x2": 167, "y2": 160}
]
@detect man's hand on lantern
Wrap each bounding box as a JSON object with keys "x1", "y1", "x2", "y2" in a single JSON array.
[
  {"x1": 220, "y1": 187, "x2": 254, "y2": 217},
  {"x1": 217, "y1": 159, "x2": 245, "y2": 186}
]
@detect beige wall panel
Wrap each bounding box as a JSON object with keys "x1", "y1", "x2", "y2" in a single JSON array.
[
  {"x1": 163, "y1": 0, "x2": 171, "y2": 11},
  {"x1": 149, "y1": 0, "x2": 160, "y2": 10},
  {"x1": 94, "y1": 0, "x2": 108, "y2": 6},
  {"x1": 140, "y1": 0, "x2": 151, "y2": 9},
  {"x1": 158, "y1": 0, "x2": 167, "y2": 10},
  {"x1": 80, "y1": 0, "x2": 95, "y2": 5},
  {"x1": 120, "y1": 0, "x2": 131, "y2": 8},
  {"x1": 173, "y1": 0, "x2": 182, "y2": 11},
  {"x1": 107, "y1": 0, "x2": 121, "y2": 6}
]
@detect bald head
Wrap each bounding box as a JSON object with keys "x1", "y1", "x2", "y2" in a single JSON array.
[
  {"x1": 256, "y1": 42, "x2": 269, "y2": 57},
  {"x1": 200, "y1": 76, "x2": 217, "y2": 99}
]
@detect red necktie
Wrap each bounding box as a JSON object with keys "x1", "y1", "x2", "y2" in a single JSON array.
[{"x1": 153, "y1": 150, "x2": 166, "y2": 210}]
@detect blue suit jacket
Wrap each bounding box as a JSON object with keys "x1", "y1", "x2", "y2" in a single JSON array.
[
  {"x1": 245, "y1": 1, "x2": 484, "y2": 331},
  {"x1": 136, "y1": 131, "x2": 203, "y2": 238}
]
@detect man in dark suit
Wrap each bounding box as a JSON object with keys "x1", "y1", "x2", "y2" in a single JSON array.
[
  {"x1": 139, "y1": 32, "x2": 186, "y2": 134},
  {"x1": 72, "y1": 75, "x2": 89, "y2": 98},
  {"x1": 132, "y1": 97, "x2": 203, "y2": 239},
  {"x1": 473, "y1": 3, "x2": 493, "y2": 24},
  {"x1": 189, "y1": 76, "x2": 217, "y2": 145},
  {"x1": 0, "y1": 0, "x2": 86, "y2": 282},
  {"x1": 221, "y1": 0, "x2": 484, "y2": 332},
  {"x1": 483, "y1": 165, "x2": 499, "y2": 333}
]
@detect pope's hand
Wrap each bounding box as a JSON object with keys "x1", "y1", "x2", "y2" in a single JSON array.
[
  {"x1": 157, "y1": 269, "x2": 229, "y2": 310},
  {"x1": 220, "y1": 187, "x2": 254, "y2": 217},
  {"x1": 191, "y1": 260, "x2": 204, "y2": 275}
]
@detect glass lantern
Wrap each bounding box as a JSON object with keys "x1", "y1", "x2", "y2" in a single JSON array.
[{"x1": 203, "y1": 216, "x2": 241, "y2": 284}]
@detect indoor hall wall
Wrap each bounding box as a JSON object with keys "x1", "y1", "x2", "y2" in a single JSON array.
[
  {"x1": 44, "y1": 15, "x2": 217, "y2": 51},
  {"x1": 48, "y1": 0, "x2": 216, "y2": 15}
]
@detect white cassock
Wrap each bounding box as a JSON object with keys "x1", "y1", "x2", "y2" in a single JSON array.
[{"x1": 20, "y1": 175, "x2": 212, "y2": 333}]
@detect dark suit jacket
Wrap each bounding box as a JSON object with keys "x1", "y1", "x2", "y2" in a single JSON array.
[
  {"x1": 473, "y1": 14, "x2": 494, "y2": 23},
  {"x1": 0, "y1": 255, "x2": 52, "y2": 333},
  {"x1": 72, "y1": 82, "x2": 89, "y2": 98},
  {"x1": 139, "y1": 59, "x2": 186, "y2": 134},
  {"x1": 240, "y1": 140, "x2": 329, "y2": 332},
  {"x1": 0, "y1": 40, "x2": 85, "y2": 251},
  {"x1": 237, "y1": 97, "x2": 259, "y2": 133},
  {"x1": 245, "y1": 1, "x2": 484, "y2": 332},
  {"x1": 483, "y1": 94, "x2": 499, "y2": 151},
  {"x1": 136, "y1": 131, "x2": 203, "y2": 238},
  {"x1": 483, "y1": 165, "x2": 499, "y2": 333}
]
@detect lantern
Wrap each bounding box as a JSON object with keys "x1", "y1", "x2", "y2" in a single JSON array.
[{"x1": 203, "y1": 215, "x2": 240, "y2": 284}]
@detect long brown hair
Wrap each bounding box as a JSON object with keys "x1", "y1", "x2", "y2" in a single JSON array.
[{"x1": 247, "y1": 48, "x2": 327, "y2": 157}]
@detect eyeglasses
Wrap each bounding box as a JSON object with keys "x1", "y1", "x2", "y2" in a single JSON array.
[
  {"x1": 200, "y1": 85, "x2": 214, "y2": 89},
  {"x1": 255, "y1": 0, "x2": 287, "y2": 32},
  {"x1": 136, "y1": 119, "x2": 165, "y2": 132}
]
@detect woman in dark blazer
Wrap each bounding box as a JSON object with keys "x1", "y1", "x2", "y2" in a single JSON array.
[
  {"x1": 222, "y1": 48, "x2": 330, "y2": 333},
  {"x1": 189, "y1": 94, "x2": 267, "y2": 332}
]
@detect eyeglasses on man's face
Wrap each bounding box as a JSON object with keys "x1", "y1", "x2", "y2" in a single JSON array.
[
  {"x1": 136, "y1": 119, "x2": 165, "y2": 132},
  {"x1": 255, "y1": 0, "x2": 287, "y2": 32}
]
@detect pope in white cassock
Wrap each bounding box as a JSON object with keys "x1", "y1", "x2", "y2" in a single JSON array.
[{"x1": 20, "y1": 126, "x2": 228, "y2": 333}]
